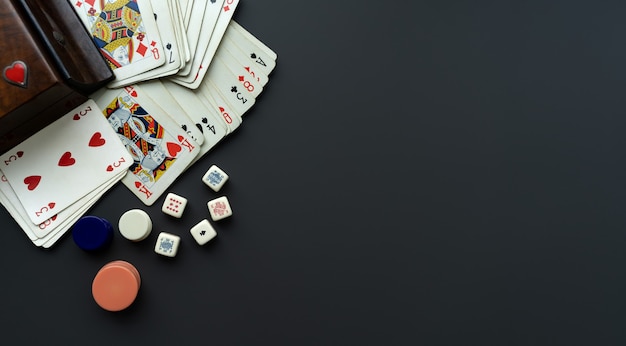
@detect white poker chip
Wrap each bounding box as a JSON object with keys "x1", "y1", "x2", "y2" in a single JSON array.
[{"x1": 118, "y1": 209, "x2": 152, "y2": 242}]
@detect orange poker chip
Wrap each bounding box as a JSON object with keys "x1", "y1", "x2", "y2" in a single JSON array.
[{"x1": 92, "y1": 260, "x2": 141, "y2": 312}]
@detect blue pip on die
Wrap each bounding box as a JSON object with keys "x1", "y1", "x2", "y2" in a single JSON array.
[{"x1": 202, "y1": 165, "x2": 228, "y2": 192}]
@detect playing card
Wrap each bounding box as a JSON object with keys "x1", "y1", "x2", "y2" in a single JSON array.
[
  {"x1": 0, "y1": 170, "x2": 124, "y2": 247},
  {"x1": 173, "y1": 0, "x2": 224, "y2": 79},
  {"x1": 0, "y1": 169, "x2": 121, "y2": 240},
  {"x1": 182, "y1": 0, "x2": 194, "y2": 28},
  {"x1": 137, "y1": 79, "x2": 205, "y2": 146},
  {"x1": 226, "y1": 21, "x2": 277, "y2": 77},
  {"x1": 39, "y1": 172, "x2": 123, "y2": 248},
  {"x1": 171, "y1": 0, "x2": 191, "y2": 64},
  {"x1": 217, "y1": 34, "x2": 270, "y2": 87},
  {"x1": 0, "y1": 180, "x2": 37, "y2": 242},
  {"x1": 197, "y1": 78, "x2": 243, "y2": 134},
  {"x1": 214, "y1": 50, "x2": 264, "y2": 99},
  {"x1": 204, "y1": 55, "x2": 258, "y2": 116},
  {"x1": 171, "y1": 0, "x2": 237, "y2": 88},
  {"x1": 106, "y1": 0, "x2": 184, "y2": 87},
  {"x1": 70, "y1": 0, "x2": 166, "y2": 82},
  {"x1": 90, "y1": 85, "x2": 201, "y2": 205},
  {"x1": 160, "y1": 80, "x2": 227, "y2": 162},
  {"x1": 0, "y1": 100, "x2": 133, "y2": 224}
]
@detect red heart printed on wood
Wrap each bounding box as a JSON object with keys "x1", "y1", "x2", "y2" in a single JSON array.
[
  {"x1": 24, "y1": 175, "x2": 41, "y2": 191},
  {"x1": 3, "y1": 61, "x2": 28, "y2": 88},
  {"x1": 58, "y1": 151, "x2": 76, "y2": 166},
  {"x1": 88, "y1": 132, "x2": 105, "y2": 147}
]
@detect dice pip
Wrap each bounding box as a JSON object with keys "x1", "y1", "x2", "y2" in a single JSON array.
[{"x1": 161, "y1": 192, "x2": 188, "y2": 218}]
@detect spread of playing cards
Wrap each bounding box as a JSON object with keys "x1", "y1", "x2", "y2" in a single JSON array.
[{"x1": 0, "y1": 0, "x2": 276, "y2": 248}]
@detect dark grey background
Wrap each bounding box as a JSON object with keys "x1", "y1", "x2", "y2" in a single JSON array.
[{"x1": 2, "y1": 0, "x2": 626, "y2": 344}]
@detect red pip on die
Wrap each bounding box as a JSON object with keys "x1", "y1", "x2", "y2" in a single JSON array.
[{"x1": 161, "y1": 192, "x2": 188, "y2": 218}]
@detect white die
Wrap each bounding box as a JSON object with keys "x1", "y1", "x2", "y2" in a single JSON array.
[
  {"x1": 189, "y1": 219, "x2": 217, "y2": 245},
  {"x1": 154, "y1": 232, "x2": 180, "y2": 257},
  {"x1": 161, "y1": 192, "x2": 188, "y2": 218},
  {"x1": 202, "y1": 165, "x2": 229, "y2": 192},
  {"x1": 207, "y1": 196, "x2": 232, "y2": 221}
]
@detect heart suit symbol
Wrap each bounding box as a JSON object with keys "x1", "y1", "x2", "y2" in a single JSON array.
[
  {"x1": 88, "y1": 132, "x2": 106, "y2": 147},
  {"x1": 3, "y1": 61, "x2": 28, "y2": 88},
  {"x1": 24, "y1": 175, "x2": 41, "y2": 191},
  {"x1": 166, "y1": 142, "x2": 182, "y2": 157},
  {"x1": 58, "y1": 152, "x2": 76, "y2": 166}
]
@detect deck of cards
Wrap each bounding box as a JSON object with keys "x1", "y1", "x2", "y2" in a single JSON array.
[{"x1": 0, "y1": 0, "x2": 276, "y2": 248}]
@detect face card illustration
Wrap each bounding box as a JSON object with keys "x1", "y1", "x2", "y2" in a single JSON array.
[
  {"x1": 0, "y1": 100, "x2": 133, "y2": 224},
  {"x1": 70, "y1": 0, "x2": 165, "y2": 82},
  {"x1": 91, "y1": 85, "x2": 200, "y2": 205},
  {"x1": 106, "y1": 0, "x2": 183, "y2": 87}
]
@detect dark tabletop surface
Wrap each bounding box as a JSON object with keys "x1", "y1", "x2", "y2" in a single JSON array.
[{"x1": 2, "y1": 1, "x2": 626, "y2": 345}]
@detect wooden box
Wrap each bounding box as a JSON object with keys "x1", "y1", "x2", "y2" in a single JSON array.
[{"x1": 0, "y1": 0, "x2": 113, "y2": 154}]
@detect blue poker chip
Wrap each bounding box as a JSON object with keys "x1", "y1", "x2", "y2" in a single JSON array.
[
  {"x1": 100, "y1": 218, "x2": 114, "y2": 233},
  {"x1": 72, "y1": 216, "x2": 113, "y2": 251}
]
